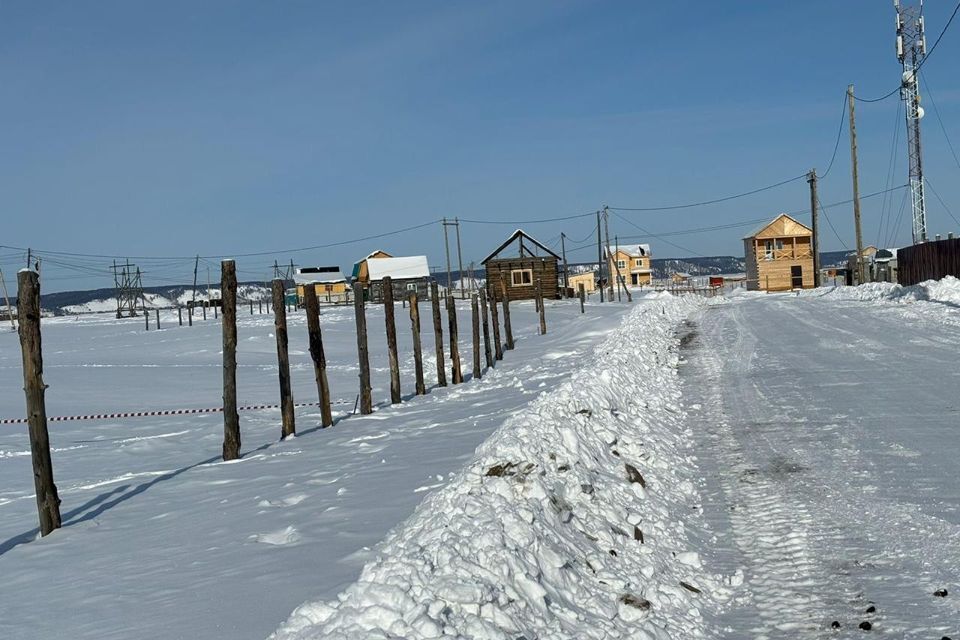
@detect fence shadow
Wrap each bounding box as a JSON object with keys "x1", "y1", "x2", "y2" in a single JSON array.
[{"x1": 0, "y1": 454, "x2": 221, "y2": 558}]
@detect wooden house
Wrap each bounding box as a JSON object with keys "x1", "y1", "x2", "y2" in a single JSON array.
[
  {"x1": 482, "y1": 229, "x2": 560, "y2": 302},
  {"x1": 567, "y1": 270, "x2": 597, "y2": 294},
  {"x1": 294, "y1": 267, "x2": 348, "y2": 304},
  {"x1": 353, "y1": 251, "x2": 431, "y2": 302},
  {"x1": 743, "y1": 214, "x2": 814, "y2": 291},
  {"x1": 606, "y1": 244, "x2": 652, "y2": 287}
]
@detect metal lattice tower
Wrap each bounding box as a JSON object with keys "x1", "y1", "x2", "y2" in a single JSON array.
[
  {"x1": 111, "y1": 259, "x2": 145, "y2": 318},
  {"x1": 895, "y1": 0, "x2": 928, "y2": 244}
]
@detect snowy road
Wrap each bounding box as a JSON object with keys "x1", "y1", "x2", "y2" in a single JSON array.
[{"x1": 683, "y1": 294, "x2": 960, "y2": 638}]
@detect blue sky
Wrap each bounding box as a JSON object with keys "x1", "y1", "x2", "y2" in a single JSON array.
[{"x1": 1, "y1": 0, "x2": 958, "y2": 291}]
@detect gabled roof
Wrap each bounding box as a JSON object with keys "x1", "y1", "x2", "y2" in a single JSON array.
[
  {"x1": 366, "y1": 256, "x2": 430, "y2": 280},
  {"x1": 743, "y1": 213, "x2": 812, "y2": 240},
  {"x1": 481, "y1": 228, "x2": 561, "y2": 265},
  {"x1": 604, "y1": 244, "x2": 651, "y2": 259},
  {"x1": 294, "y1": 266, "x2": 346, "y2": 285}
]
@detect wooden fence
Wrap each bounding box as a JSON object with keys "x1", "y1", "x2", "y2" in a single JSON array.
[{"x1": 897, "y1": 237, "x2": 960, "y2": 286}]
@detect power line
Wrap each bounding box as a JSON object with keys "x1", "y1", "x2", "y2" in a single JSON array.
[
  {"x1": 924, "y1": 176, "x2": 960, "y2": 228},
  {"x1": 855, "y1": 0, "x2": 960, "y2": 103},
  {"x1": 920, "y1": 71, "x2": 960, "y2": 171},
  {"x1": 816, "y1": 194, "x2": 850, "y2": 250},
  {"x1": 458, "y1": 210, "x2": 597, "y2": 225},
  {"x1": 819, "y1": 93, "x2": 849, "y2": 179},
  {"x1": 611, "y1": 212, "x2": 705, "y2": 258},
  {"x1": 608, "y1": 174, "x2": 806, "y2": 212}
]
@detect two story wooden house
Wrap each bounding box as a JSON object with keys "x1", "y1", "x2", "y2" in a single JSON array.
[
  {"x1": 606, "y1": 244, "x2": 652, "y2": 287},
  {"x1": 743, "y1": 214, "x2": 814, "y2": 291}
]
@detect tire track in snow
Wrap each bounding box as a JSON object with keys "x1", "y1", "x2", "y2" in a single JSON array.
[{"x1": 685, "y1": 306, "x2": 849, "y2": 638}]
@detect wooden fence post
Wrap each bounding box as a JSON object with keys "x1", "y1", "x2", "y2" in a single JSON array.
[
  {"x1": 221, "y1": 260, "x2": 241, "y2": 461},
  {"x1": 489, "y1": 287, "x2": 503, "y2": 361},
  {"x1": 250, "y1": 300, "x2": 254, "y2": 315},
  {"x1": 353, "y1": 282, "x2": 373, "y2": 414},
  {"x1": 214, "y1": 303, "x2": 218, "y2": 320},
  {"x1": 303, "y1": 285, "x2": 333, "y2": 427},
  {"x1": 259, "y1": 299, "x2": 263, "y2": 314},
  {"x1": 272, "y1": 279, "x2": 296, "y2": 438},
  {"x1": 410, "y1": 292, "x2": 426, "y2": 395},
  {"x1": 17, "y1": 270, "x2": 61, "y2": 536},
  {"x1": 202, "y1": 303, "x2": 207, "y2": 321},
  {"x1": 471, "y1": 294, "x2": 481, "y2": 380},
  {"x1": 188, "y1": 306, "x2": 193, "y2": 326},
  {"x1": 430, "y1": 282, "x2": 447, "y2": 387},
  {"x1": 579, "y1": 283, "x2": 585, "y2": 314},
  {"x1": 447, "y1": 293, "x2": 463, "y2": 384},
  {"x1": 156, "y1": 308, "x2": 160, "y2": 330},
  {"x1": 536, "y1": 279, "x2": 547, "y2": 335},
  {"x1": 500, "y1": 280, "x2": 514, "y2": 350},
  {"x1": 479, "y1": 288, "x2": 493, "y2": 368},
  {"x1": 145, "y1": 310, "x2": 150, "y2": 331},
  {"x1": 382, "y1": 276, "x2": 402, "y2": 404},
  {"x1": 178, "y1": 306, "x2": 183, "y2": 326}
]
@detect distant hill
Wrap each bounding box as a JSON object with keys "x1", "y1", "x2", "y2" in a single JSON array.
[{"x1": 40, "y1": 282, "x2": 272, "y2": 315}]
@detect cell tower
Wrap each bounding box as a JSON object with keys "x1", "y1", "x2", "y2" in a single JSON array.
[{"x1": 895, "y1": 0, "x2": 928, "y2": 244}]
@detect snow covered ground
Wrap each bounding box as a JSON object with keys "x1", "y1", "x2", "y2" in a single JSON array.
[
  {"x1": 0, "y1": 296, "x2": 636, "y2": 640},
  {"x1": 271, "y1": 293, "x2": 727, "y2": 639},
  {"x1": 4, "y1": 279, "x2": 958, "y2": 639},
  {"x1": 683, "y1": 285, "x2": 960, "y2": 638}
]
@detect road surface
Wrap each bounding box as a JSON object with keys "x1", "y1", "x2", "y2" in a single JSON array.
[{"x1": 682, "y1": 294, "x2": 960, "y2": 638}]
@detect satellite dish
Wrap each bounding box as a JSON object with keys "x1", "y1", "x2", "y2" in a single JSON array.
[
  {"x1": 917, "y1": 106, "x2": 925, "y2": 119},
  {"x1": 902, "y1": 70, "x2": 915, "y2": 85}
]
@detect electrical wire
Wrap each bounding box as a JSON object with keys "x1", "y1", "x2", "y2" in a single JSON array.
[
  {"x1": 855, "y1": 0, "x2": 960, "y2": 103},
  {"x1": 611, "y1": 212, "x2": 706, "y2": 258},
  {"x1": 920, "y1": 70, "x2": 960, "y2": 171},
  {"x1": 458, "y1": 211, "x2": 597, "y2": 225},
  {"x1": 607, "y1": 174, "x2": 807, "y2": 212},
  {"x1": 819, "y1": 93, "x2": 849, "y2": 179},
  {"x1": 816, "y1": 194, "x2": 851, "y2": 250},
  {"x1": 924, "y1": 176, "x2": 960, "y2": 227}
]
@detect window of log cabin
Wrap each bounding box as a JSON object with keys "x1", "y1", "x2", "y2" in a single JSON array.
[
  {"x1": 616, "y1": 260, "x2": 626, "y2": 270},
  {"x1": 324, "y1": 284, "x2": 333, "y2": 292},
  {"x1": 511, "y1": 269, "x2": 533, "y2": 286},
  {"x1": 635, "y1": 259, "x2": 643, "y2": 267},
  {"x1": 763, "y1": 239, "x2": 784, "y2": 259}
]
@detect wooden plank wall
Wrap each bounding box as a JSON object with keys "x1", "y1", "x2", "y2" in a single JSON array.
[
  {"x1": 898, "y1": 237, "x2": 960, "y2": 286},
  {"x1": 485, "y1": 258, "x2": 559, "y2": 301}
]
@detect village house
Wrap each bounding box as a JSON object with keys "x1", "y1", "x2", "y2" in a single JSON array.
[
  {"x1": 605, "y1": 244, "x2": 652, "y2": 287},
  {"x1": 294, "y1": 266, "x2": 348, "y2": 304},
  {"x1": 567, "y1": 270, "x2": 597, "y2": 295},
  {"x1": 482, "y1": 229, "x2": 560, "y2": 302},
  {"x1": 352, "y1": 250, "x2": 431, "y2": 302},
  {"x1": 743, "y1": 213, "x2": 814, "y2": 291}
]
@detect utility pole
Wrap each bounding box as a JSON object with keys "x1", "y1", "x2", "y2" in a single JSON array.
[
  {"x1": 192, "y1": 255, "x2": 199, "y2": 306},
  {"x1": 442, "y1": 218, "x2": 453, "y2": 295},
  {"x1": 26, "y1": 248, "x2": 32, "y2": 270},
  {"x1": 603, "y1": 206, "x2": 614, "y2": 300},
  {"x1": 847, "y1": 84, "x2": 866, "y2": 284},
  {"x1": 808, "y1": 169, "x2": 821, "y2": 287},
  {"x1": 596, "y1": 211, "x2": 604, "y2": 302},
  {"x1": 895, "y1": 0, "x2": 928, "y2": 244},
  {"x1": 206, "y1": 265, "x2": 212, "y2": 302},
  {"x1": 454, "y1": 217, "x2": 465, "y2": 299},
  {"x1": 560, "y1": 232, "x2": 569, "y2": 297}
]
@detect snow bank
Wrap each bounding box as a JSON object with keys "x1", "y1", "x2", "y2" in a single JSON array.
[
  {"x1": 810, "y1": 275, "x2": 960, "y2": 305},
  {"x1": 272, "y1": 296, "x2": 722, "y2": 640}
]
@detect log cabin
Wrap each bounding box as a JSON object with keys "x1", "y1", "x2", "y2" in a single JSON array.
[{"x1": 482, "y1": 229, "x2": 560, "y2": 302}]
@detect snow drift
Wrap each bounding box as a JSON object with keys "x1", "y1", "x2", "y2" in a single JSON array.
[
  {"x1": 271, "y1": 294, "x2": 723, "y2": 639},
  {"x1": 807, "y1": 275, "x2": 960, "y2": 305}
]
